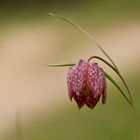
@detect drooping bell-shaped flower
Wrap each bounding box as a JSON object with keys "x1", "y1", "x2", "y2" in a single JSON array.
[{"x1": 67, "y1": 59, "x2": 107, "y2": 109}]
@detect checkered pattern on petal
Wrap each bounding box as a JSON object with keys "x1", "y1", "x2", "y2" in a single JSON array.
[
  {"x1": 98, "y1": 68, "x2": 107, "y2": 104},
  {"x1": 85, "y1": 93, "x2": 101, "y2": 109},
  {"x1": 67, "y1": 67, "x2": 74, "y2": 100},
  {"x1": 70, "y1": 60, "x2": 88, "y2": 95},
  {"x1": 67, "y1": 60, "x2": 88, "y2": 101},
  {"x1": 73, "y1": 94, "x2": 85, "y2": 109},
  {"x1": 67, "y1": 59, "x2": 107, "y2": 109},
  {"x1": 87, "y1": 63, "x2": 100, "y2": 98}
]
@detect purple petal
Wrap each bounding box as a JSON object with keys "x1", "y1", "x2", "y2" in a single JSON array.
[
  {"x1": 67, "y1": 59, "x2": 107, "y2": 109},
  {"x1": 87, "y1": 62, "x2": 99, "y2": 98},
  {"x1": 73, "y1": 94, "x2": 85, "y2": 109},
  {"x1": 96, "y1": 67, "x2": 107, "y2": 104},
  {"x1": 69, "y1": 60, "x2": 88, "y2": 95},
  {"x1": 102, "y1": 83, "x2": 107, "y2": 104},
  {"x1": 85, "y1": 93, "x2": 101, "y2": 109},
  {"x1": 98, "y1": 68, "x2": 107, "y2": 104},
  {"x1": 67, "y1": 67, "x2": 74, "y2": 100}
]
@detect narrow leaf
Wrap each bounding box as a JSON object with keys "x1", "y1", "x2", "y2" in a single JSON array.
[
  {"x1": 49, "y1": 12, "x2": 118, "y2": 71},
  {"x1": 104, "y1": 72, "x2": 132, "y2": 106},
  {"x1": 43, "y1": 63, "x2": 75, "y2": 67}
]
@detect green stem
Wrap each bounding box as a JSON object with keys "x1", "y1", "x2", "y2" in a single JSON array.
[
  {"x1": 88, "y1": 56, "x2": 133, "y2": 104},
  {"x1": 48, "y1": 13, "x2": 137, "y2": 139},
  {"x1": 88, "y1": 56, "x2": 137, "y2": 140},
  {"x1": 104, "y1": 72, "x2": 131, "y2": 106},
  {"x1": 132, "y1": 105, "x2": 137, "y2": 140},
  {"x1": 49, "y1": 13, "x2": 119, "y2": 71},
  {"x1": 46, "y1": 61, "x2": 137, "y2": 139}
]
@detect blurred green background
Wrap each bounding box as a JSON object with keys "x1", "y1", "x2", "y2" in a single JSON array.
[{"x1": 0, "y1": 0, "x2": 140, "y2": 140}]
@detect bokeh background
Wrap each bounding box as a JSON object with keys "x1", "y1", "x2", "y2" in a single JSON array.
[{"x1": 0, "y1": 0, "x2": 140, "y2": 140}]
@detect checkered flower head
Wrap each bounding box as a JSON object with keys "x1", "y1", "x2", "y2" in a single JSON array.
[{"x1": 67, "y1": 59, "x2": 107, "y2": 109}]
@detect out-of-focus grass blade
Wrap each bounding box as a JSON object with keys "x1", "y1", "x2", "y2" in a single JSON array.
[
  {"x1": 104, "y1": 72, "x2": 131, "y2": 106},
  {"x1": 43, "y1": 63, "x2": 75, "y2": 67},
  {"x1": 49, "y1": 12, "x2": 118, "y2": 71}
]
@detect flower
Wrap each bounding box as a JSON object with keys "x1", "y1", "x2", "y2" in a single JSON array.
[{"x1": 67, "y1": 59, "x2": 107, "y2": 109}]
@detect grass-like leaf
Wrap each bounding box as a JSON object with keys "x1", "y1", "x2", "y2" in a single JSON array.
[
  {"x1": 43, "y1": 63, "x2": 75, "y2": 67},
  {"x1": 49, "y1": 12, "x2": 118, "y2": 71},
  {"x1": 104, "y1": 72, "x2": 131, "y2": 106}
]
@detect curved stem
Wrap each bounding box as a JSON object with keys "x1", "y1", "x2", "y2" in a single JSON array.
[
  {"x1": 88, "y1": 56, "x2": 117, "y2": 74},
  {"x1": 104, "y1": 72, "x2": 131, "y2": 106},
  {"x1": 49, "y1": 12, "x2": 137, "y2": 139},
  {"x1": 133, "y1": 105, "x2": 137, "y2": 140},
  {"x1": 88, "y1": 56, "x2": 137, "y2": 139},
  {"x1": 49, "y1": 13, "x2": 119, "y2": 71},
  {"x1": 88, "y1": 56, "x2": 133, "y2": 104}
]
